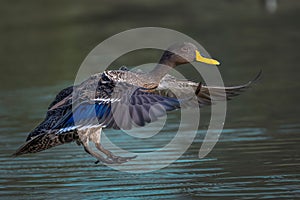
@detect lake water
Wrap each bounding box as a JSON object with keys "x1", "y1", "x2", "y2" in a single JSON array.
[{"x1": 0, "y1": 1, "x2": 299, "y2": 199}]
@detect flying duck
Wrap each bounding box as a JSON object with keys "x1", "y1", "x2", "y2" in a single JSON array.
[{"x1": 14, "y1": 42, "x2": 260, "y2": 164}]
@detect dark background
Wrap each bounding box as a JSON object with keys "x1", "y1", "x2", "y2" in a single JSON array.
[{"x1": 0, "y1": 1, "x2": 299, "y2": 199}]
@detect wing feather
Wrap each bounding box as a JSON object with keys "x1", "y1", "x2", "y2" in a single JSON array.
[
  {"x1": 51, "y1": 84, "x2": 181, "y2": 132},
  {"x1": 155, "y1": 70, "x2": 262, "y2": 107}
]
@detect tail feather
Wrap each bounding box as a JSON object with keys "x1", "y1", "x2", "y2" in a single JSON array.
[{"x1": 13, "y1": 131, "x2": 79, "y2": 157}]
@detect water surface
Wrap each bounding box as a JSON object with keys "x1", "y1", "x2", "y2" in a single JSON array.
[{"x1": 0, "y1": 1, "x2": 299, "y2": 199}]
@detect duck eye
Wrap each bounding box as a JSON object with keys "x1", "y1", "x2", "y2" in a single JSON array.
[{"x1": 181, "y1": 47, "x2": 189, "y2": 52}]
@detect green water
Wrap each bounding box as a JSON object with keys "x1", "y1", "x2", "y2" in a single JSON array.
[{"x1": 0, "y1": 1, "x2": 299, "y2": 199}]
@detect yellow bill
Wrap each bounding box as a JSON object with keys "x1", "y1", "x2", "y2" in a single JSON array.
[{"x1": 195, "y1": 50, "x2": 220, "y2": 66}]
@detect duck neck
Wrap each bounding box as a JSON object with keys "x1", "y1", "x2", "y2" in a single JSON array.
[{"x1": 149, "y1": 52, "x2": 176, "y2": 83}]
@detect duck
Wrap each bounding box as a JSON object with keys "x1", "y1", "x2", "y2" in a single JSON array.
[{"x1": 14, "y1": 42, "x2": 261, "y2": 164}]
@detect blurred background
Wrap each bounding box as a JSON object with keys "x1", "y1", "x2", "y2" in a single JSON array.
[{"x1": 0, "y1": 0, "x2": 299, "y2": 199}]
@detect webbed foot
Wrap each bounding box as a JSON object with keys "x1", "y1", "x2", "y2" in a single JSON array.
[{"x1": 95, "y1": 143, "x2": 137, "y2": 164}]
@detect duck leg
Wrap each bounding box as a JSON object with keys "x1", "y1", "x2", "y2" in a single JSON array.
[
  {"x1": 92, "y1": 127, "x2": 137, "y2": 164},
  {"x1": 78, "y1": 129, "x2": 114, "y2": 164},
  {"x1": 95, "y1": 143, "x2": 137, "y2": 164}
]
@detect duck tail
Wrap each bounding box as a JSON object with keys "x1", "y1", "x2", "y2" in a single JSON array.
[{"x1": 12, "y1": 131, "x2": 79, "y2": 157}]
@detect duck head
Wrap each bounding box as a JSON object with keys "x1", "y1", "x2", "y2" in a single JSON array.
[{"x1": 159, "y1": 42, "x2": 220, "y2": 67}]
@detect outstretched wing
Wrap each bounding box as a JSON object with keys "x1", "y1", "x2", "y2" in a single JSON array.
[
  {"x1": 155, "y1": 70, "x2": 262, "y2": 107},
  {"x1": 52, "y1": 82, "x2": 182, "y2": 133},
  {"x1": 16, "y1": 82, "x2": 182, "y2": 156}
]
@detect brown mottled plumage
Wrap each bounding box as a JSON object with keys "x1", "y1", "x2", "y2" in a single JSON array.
[{"x1": 14, "y1": 42, "x2": 261, "y2": 164}]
